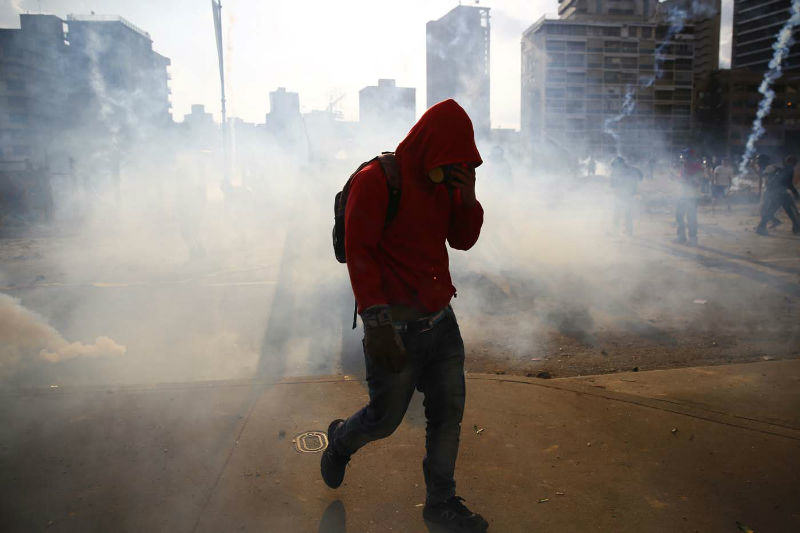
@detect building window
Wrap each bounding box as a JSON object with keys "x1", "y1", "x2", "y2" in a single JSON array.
[
  {"x1": 567, "y1": 72, "x2": 586, "y2": 83},
  {"x1": 546, "y1": 40, "x2": 566, "y2": 51},
  {"x1": 567, "y1": 86, "x2": 585, "y2": 98},
  {"x1": 587, "y1": 39, "x2": 603, "y2": 52},
  {"x1": 567, "y1": 41, "x2": 586, "y2": 52},
  {"x1": 5, "y1": 80, "x2": 25, "y2": 92},
  {"x1": 566, "y1": 54, "x2": 585, "y2": 67}
]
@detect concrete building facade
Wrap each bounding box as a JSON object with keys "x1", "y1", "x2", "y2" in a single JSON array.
[
  {"x1": 66, "y1": 14, "x2": 172, "y2": 133},
  {"x1": 266, "y1": 87, "x2": 300, "y2": 127},
  {"x1": 0, "y1": 15, "x2": 75, "y2": 169},
  {"x1": 558, "y1": 0, "x2": 658, "y2": 21},
  {"x1": 732, "y1": 0, "x2": 800, "y2": 73},
  {"x1": 358, "y1": 79, "x2": 415, "y2": 132},
  {"x1": 694, "y1": 68, "x2": 800, "y2": 157},
  {"x1": 0, "y1": 13, "x2": 171, "y2": 170},
  {"x1": 660, "y1": 0, "x2": 720, "y2": 78},
  {"x1": 521, "y1": 16, "x2": 695, "y2": 158},
  {"x1": 426, "y1": 5, "x2": 490, "y2": 136}
]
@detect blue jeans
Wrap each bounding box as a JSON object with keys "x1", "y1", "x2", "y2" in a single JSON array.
[{"x1": 333, "y1": 306, "x2": 466, "y2": 505}]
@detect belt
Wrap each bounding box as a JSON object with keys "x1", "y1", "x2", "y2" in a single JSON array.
[{"x1": 392, "y1": 307, "x2": 448, "y2": 334}]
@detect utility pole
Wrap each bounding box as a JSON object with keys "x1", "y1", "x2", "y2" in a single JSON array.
[{"x1": 211, "y1": 0, "x2": 229, "y2": 189}]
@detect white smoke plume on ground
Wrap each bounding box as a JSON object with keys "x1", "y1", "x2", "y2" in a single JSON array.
[
  {"x1": 0, "y1": 293, "x2": 126, "y2": 378},
  {"x1": 737, "y1": 0, "x2": 800, "y2": 175}
]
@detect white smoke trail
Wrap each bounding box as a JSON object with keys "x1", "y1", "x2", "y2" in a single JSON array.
[
  {"x1": 603, "y1": 5, "x2": 689, "y2": 153},
  {"x1": 737, "y1": 0, "x2": 800, "y2": 176},
  {"x1": 603, "y1": 88, "x2": 636, "y2": 155},
  {"x1": 0, "y1": 293, "x2": 126, "y2": 379}
]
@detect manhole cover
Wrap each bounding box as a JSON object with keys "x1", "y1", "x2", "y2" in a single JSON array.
[{"x1": 293, "y1": 431, "x2": 328, "y2": 453}]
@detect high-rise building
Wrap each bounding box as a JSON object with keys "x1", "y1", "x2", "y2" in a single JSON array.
[
  {"x1": 359, "y1": 79, "x2": 415, "y2": 130},
  {"x1": 558, "y1": 0, "x2": 658, "y2": 21},
  {"x1": 521, "y1": 16, "x2": 694, "y2": 158},
  {"x1": 266, "y1": 87, "x2": 300, "y2": 126},
  {"x1": 66, "y1": 14, "x2": 172, "y2": 132},
  {"x1": 264, "y1": 87, "x2": 306, "y2": 152},
  {"x1": 0, "y1": 13, "x2": 172, "y2": 169},
  {"x1": 660, "y1": 0, "x2": 720, "y2": 78},
  {"x1": 426, "y1": 5, "x2": 490, "y2": 136},
  {"x1": 694, "y1": 68, "x2": 800, "y2": 157},
  {"x1": 732, "y1": 0, "x2": 800, "y2": 72},
  {"x1": 0, "y1": 15, "x2": 76, "y2": 168}
]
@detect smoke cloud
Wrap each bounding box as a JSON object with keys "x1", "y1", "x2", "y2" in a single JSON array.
[{"x1": 0, "y1": 293, "x2": 126, "y2": 378}]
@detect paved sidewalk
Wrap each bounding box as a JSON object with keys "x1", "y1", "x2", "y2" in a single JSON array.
[{"x1": 1, "y1": 360, "x2": 799, "y2": 532}]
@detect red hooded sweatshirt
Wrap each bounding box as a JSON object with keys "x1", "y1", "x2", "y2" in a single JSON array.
[{"x1": 345, "y1": 99, "x2": 484, "y2": 314}]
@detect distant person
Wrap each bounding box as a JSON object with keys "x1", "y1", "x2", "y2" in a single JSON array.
[
  {"x1": 646, "y1": 156, "x2": 656, "y2": 180},
  {"x1": 322, "y1": 99, "x2": 489, "y2": 532},
  {"x1": 675, "y1": 149, "x2": 703, "y2": 245},
  {"x1": 587, "y1": 155, "x2": 597, "y2": 178},
  {"x1": 755, "y1": 154, "x2": 800, "y2": 236},
  {"x1": 610, "y1": 156, "x2": 642, "y2": 236},
  {"x1": 712, "y1": 157, "x2": 734, "y2": 213}
]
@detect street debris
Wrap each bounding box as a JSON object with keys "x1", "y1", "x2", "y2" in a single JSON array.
[
  {"x1": 671, "y1": 427, "x2": 678, "y2": 435},
  {"x1": 587, "y1": 442, "x2": 592, "y2": 447},
  {"x1": 536, "y1": 371, "x2": 552, "y2": 379},
  {"x1": 736, "y1": 521, "x2": 755, "y2": 533},
  {"x1": 49, "y1": 384, "x2": 59, "y2": 389},
  {"x1": 693, "y1": 299, "x2": 707, "y2": 305},
  {"x1": 537, "y1": 498, "x2": 549, "y2": 503},
  {"x1": 531, "y1": 357, "x2": 542, "y2": 361},
  {"x1": 761, "y1": 356, "x2": 773, "y2": 361},
  {"x1": 555, "y1": 491, "x2": 565, "y2": 496},
  {"x1": 473, "y1": 425, "x2": 485, "y2": 436},
  {"x1": 415, "y1": 503, "x2": 424, "y2": 508}
]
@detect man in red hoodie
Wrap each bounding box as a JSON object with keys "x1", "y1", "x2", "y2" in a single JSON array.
[{"x1": 321, "y1": 100, "x2": 489, "y2": 532}]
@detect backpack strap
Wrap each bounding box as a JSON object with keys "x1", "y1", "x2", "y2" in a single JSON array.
[{"x1": 377, "y1": 152, "x2": 401, "y2": 227}]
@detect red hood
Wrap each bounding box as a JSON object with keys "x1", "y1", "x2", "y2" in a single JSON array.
[{"x1": 395, "y1": 99, "x2": 482, "y2": 178}]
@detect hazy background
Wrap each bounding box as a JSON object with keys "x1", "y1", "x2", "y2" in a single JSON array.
[{"x1": 0, "y1": 0, "x2": 735, "y2": 129}]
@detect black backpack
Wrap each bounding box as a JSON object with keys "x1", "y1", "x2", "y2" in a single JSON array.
[{"x1": 332, "y1": 152, "x2": 401, "y2": 263}]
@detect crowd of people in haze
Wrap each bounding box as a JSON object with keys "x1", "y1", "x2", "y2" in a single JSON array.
[{"x1": 595, "y1": 146, "x2": 800, "y2": 244}]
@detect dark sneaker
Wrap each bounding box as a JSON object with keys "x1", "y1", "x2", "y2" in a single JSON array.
[
  {"x1": 673, "y1": 237, "x2": 687, "y2": 245},
  {"x1": 755, "y1": 226, "x2": 768, "y2": 236},
  {"x1": 688, "y1": 236, "x2": 698, "y2": 246},
  {"x1": 423, "y1": 496, "x2": 489, "y2": 532},
  {"x1": 320, "y1": 419, "x2": 349, "y2": 489}
]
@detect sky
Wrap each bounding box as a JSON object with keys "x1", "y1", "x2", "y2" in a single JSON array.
[{"x1": 2, "y1": 0, "x2": 733, "y2": 130}]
